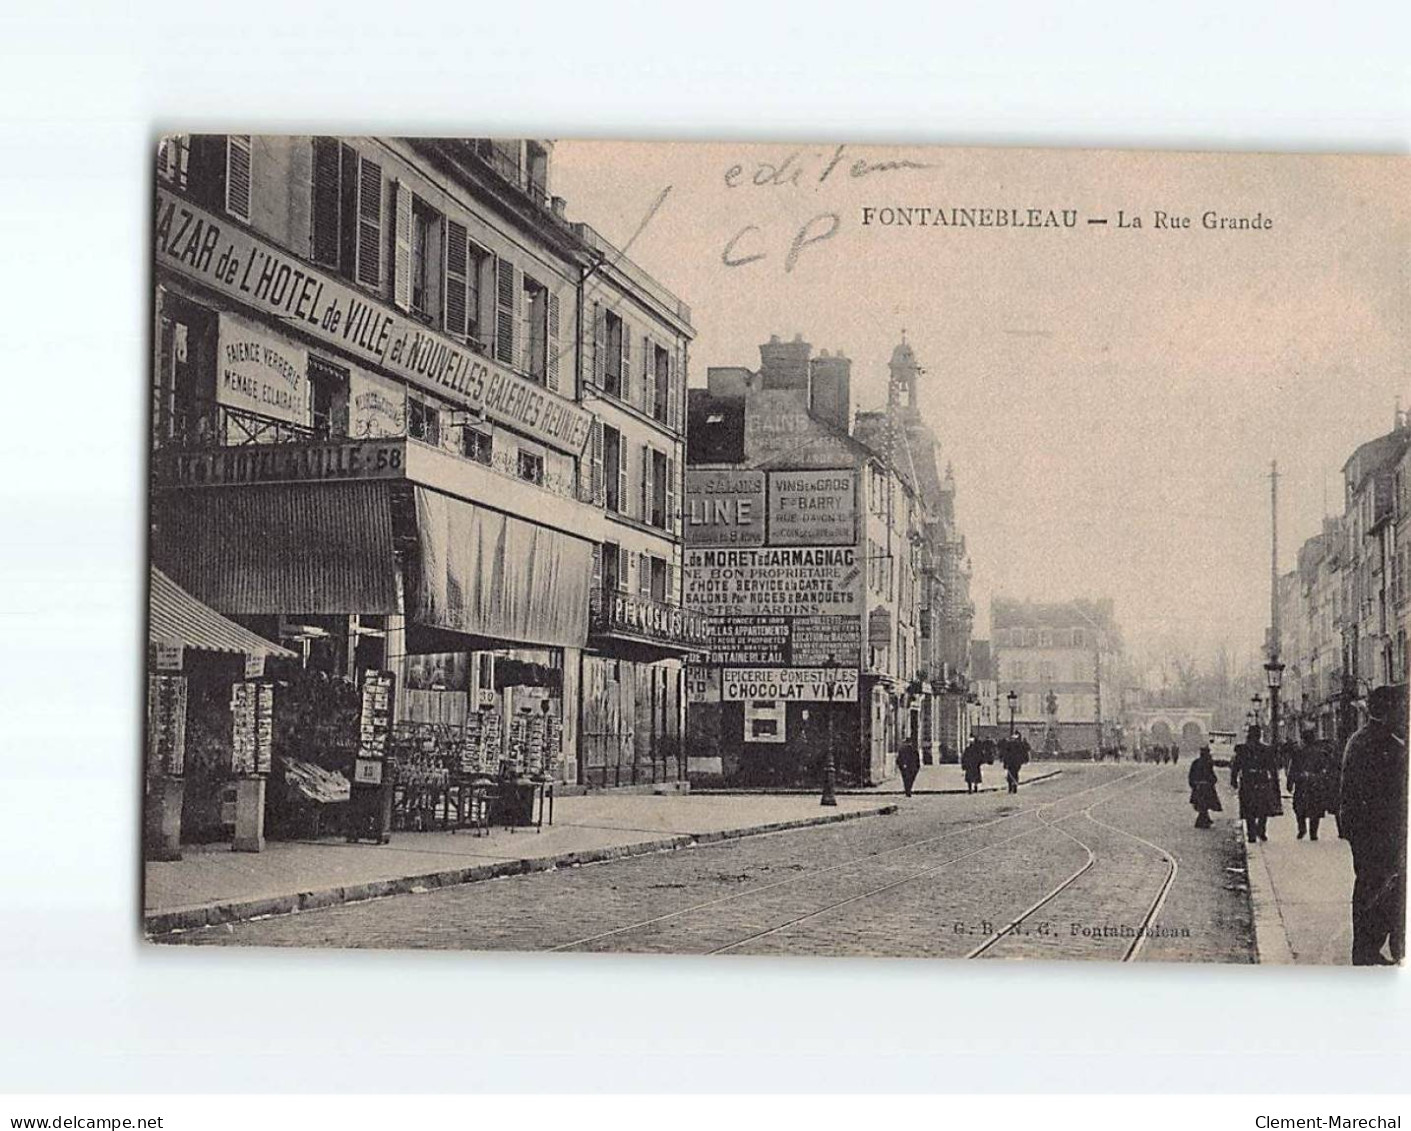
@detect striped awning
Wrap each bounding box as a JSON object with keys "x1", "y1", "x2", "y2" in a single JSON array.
[
  {"x1": 151, "y1": 480, "x2": 400, "y2": 615},
  {"x1": 149, "y1": 566, "x2": 295, "y2": 658}
]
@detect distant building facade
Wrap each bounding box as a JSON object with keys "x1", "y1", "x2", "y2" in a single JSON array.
[{"x1": 991, "y1": 597, "x2": 1122, "y2": 753}]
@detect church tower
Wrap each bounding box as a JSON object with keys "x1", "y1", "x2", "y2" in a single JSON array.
[{"x1": 888, "y1": 333, "x2": 922, "y2": 413}]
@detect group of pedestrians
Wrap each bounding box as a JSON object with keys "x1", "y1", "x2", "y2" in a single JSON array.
[
  {"x1": 1143, "y1": 744, "x2": 1181, "y2": 764},
  {"x1": 1184, "y1": 684, "x2": 1407, "y2": 966},
  {"x1": 956, "y1": 734, "x2": 1033, "y2": 793}
]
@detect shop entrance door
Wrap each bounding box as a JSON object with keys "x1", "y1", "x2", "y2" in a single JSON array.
[{"x1": 581, "y1": 658, "x2": 634, "y2": 788}]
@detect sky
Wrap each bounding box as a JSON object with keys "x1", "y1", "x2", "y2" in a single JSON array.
[{"x1": 550, "y1": 142, "x2": 1409, "y2": 670}]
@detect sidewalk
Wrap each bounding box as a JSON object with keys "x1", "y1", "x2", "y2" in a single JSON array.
[
  {"x1": 144, "y1": 790, "x2": 898, "y2": 936},
  {"x1": 1244, "y1": 805, "x2": 1355, "y2": 965}
]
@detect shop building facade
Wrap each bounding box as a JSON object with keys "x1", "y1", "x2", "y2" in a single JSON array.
[
  {"x1": 573, "y1": 222, "x2": 701, "y2": 787},
  {"x1": 683, "y1": 335, "x2": 925, "y2": 788},
  {"x1": 149, "y1": 135, "x2": 697, "y2": 848}
]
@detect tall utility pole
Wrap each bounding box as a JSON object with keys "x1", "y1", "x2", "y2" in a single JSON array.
[
  {"x1": 1093, "y1": 629, "x2": 1103, "y2": 759},
  {"x1": 1269, "y1": 460, "x2": 1282, "y2": 757}
]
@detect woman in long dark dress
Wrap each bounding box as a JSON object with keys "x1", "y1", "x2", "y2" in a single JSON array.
[
  {"x1": 1187, "y1": 745, "x2": 1222, "y2": 828},
  {"x1": 1230, "y1": 725, "x2": 1283, "y2": 842}
]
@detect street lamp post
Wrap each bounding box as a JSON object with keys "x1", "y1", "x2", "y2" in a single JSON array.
[
  {"x1": 1007, "y1": 689, "x2": 1018, "y2": 736},
  {"x1": 1251, "y1": 693, "x2": 1263, "y2": 730},
  {"x1": 821, "y1": 652, "x2": 838, "y2": 807},
  {"x1": 1264, "y1": 660, "x2": 1285, "y2": 769}
]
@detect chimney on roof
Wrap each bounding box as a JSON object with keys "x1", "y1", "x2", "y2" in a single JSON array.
[
  {"x1": 809, "y1": 350, "x2": 852, "y2": 433},
  {"x1": 759, "y1": 333, "x2": 812, "y2": 392}
]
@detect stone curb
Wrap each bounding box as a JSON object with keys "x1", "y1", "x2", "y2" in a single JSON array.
[
  {"x1": 691, "y1": 768, "x2": 1064, "y2": 797},
  {"x1": 144, "y1": 803, "x2": 899, "y2": 938}
]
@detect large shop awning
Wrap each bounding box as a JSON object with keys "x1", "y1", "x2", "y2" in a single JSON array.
[
  {"x1": 410, "y1": 487, "x2": 591, "y2": 651},
  {"x1": 148, "y1": 566, "x2": 295, "y2": 658},
  {"x1": 151, "y1": 481, "x2": 401, "y2": 616}
]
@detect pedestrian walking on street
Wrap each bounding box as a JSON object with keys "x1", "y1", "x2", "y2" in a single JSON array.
[
  {"x1": 961, "y1": 738, "x2": 985, "y2": 793},
  {"x1": 1001, "y1": 733, "x2": 1030, "y2": 794},
  {"x1": 1230, "y1": 725, "x2": 1282, "y2": 843},
  {"x1": 1288, "y1": 733, "x2": 1334, "y2": 841},
  {"x1": 1338, "y1": 684, "x2": 1408, "y2": 965},
  {"x1": 1188, "y1": 745, "x2": 1222, "y2": 828},
  {"x1": 897, "y1": 730, "x2": 921, "y2": 798}
]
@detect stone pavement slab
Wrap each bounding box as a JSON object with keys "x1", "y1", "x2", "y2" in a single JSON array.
[
  {"x1": 142, "y1": 790, "x2": 896, "y2": 935},
  {"x1": 1244, "y1": 803, "x2": 1355, "y2": 965}
]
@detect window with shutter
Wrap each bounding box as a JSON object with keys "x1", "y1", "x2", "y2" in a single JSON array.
[
  {"x1": 392, "y1": 180, "x2": 412, "y2": 311},
  {"x1": 495, "y1": 257, "x2": 516, "y2": 366},
  {"x1": 356, "y1": 159, "x2": 383, "y2": 288},
  {"x1": 643, "y1": 336, "x2": 655, "y2": 418},
  {"x1": 678, "y1": 344, "x2": 688, "y2": 432},
  {"x1": 666, "y1": 347, "x2": 679, "y2": 433},
  {"x1": 620, "y1": 323, "x2": 632, "y2": 405},
  {"x1": 666, "y1": 456, "x2": 678, "y2": 537},
  {"x1": 638, "y1": 552, "x2": 651, "y2": 598},
  {"x1": 642, "y1": 444, "x2": 653, "y2": 525},
  {"x1": 590, "y1": 420, "x2": 605, "y2": 506},
  {"x1": 311, "y1": 137, "x2": 341, "y2": 267},
  {"x1": 546, "y1": 291, "x2": 561, "y2": 391},
  {"x1": 157, "y1": 136, "x2": 189, "y2": 189},
  {"x1": 617, "y1": 435, "x2": 629, "y2": 518},
  {"x1": 617, "y1": 545, "x2": 630, "y2": 594},
  {"x1": 591, "y1": 543, "x2": 602, "y2": 591},
  {"x1": 444, "y1": 220, "x2": 469, "y2": 337},
  {"x1": 591, "y1": 303, "x2": 606, "y2": 389},
  {"x1": 338, "y1": 143, "x2": 359, "y2": 280},
  {"x1": 225, "y1": 135, "x2": 252, "y2": 222}
]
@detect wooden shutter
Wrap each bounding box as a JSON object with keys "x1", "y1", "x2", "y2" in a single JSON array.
[
  {"x1": 391, "y1": 180, "x2": 412, "y2": 311},
  {"x1": 638, "y1": 552, "x2": 651, "y2": 598},
  {"x1": 590, "y1": 302, "x2": 605, "y2": 388},
  {"x1": 617, "y1": 544, "x2": 630, "y2": 593},
  {"x1": 620, "y1": 323, "x2": 632, "y2": 405},
  {"x1": 338, "y1": 143, "x2": 359, "y2": 278},
  {"x1": 617, "y1": 437, "x2": 629, "y2": 518},
  {"x1": 642, "y1": 444, "x2": 653, "y2": 525},
  {"x1": 643, "y1": 335, "x2": 655, "y2": 418},
  {"x1": 667, "y1": 346, "x2": 680, "y2": 433},
  {"x1": 546, "y1": 290, "x2": 561, "y2": 391},
  {"x1": 666, "y1": 455, "x2": 679, "y2": 537},
  {"x1": 311, "y1": 137, "x2": 341, "y2": 267},
  {"x1": 494, "y1": 256, "x2": 517, "y2": 366},
  {"x1": 590, "y1": 419, "x2": 605, "y2": 505},
  {"x1": 668, "y1": 561, "x2": 678, "y2": 608},
  {"x1": 356, "y1": 158, "x2": 383, "y2": 288},
  {"x1": 225, "y1": 135, "x2": 252, "y2": 221},
  {"x1": 444, "y1": 220, "x2": 469, "y2": 336},
  {"x1": 591, "y1": 543, "x2": 602, "y2": 591}
]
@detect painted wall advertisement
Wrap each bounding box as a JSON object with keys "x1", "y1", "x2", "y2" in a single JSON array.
[
  {"x1": 230, "y1": 681, "x2": 274, "y2": 776},
  {"x1": 684, "y1": 469, "x2": 765, "y2": 547},
  {"x1": 767, "y1": 469, "x2": 856, "y2": 546},
  {"x1": 707, "y1": 614, "x2": 861, "y2": 666},
  {"x1": 683, "y1": 546, "x2": 862, "y2": 617},
  {"x1": 217, "y1": 311, "x2": 308, "y2": 426},
  {"x1": 722, "y1": 667, "x2": 860, "y2": 703},
  {"x1": 155, "y1": 187, "x2": 592, "y2": 454}
]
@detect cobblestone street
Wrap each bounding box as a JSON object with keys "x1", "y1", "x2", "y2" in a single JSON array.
[{"x1": 163, "y1": 764, "x2": 1256, "y2": 963}]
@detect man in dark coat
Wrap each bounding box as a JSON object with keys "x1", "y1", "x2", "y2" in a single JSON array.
[
  {"x1": 1339, "y1": 684, "x2": 1408, "y2": 965},
  {"x1": 1188, "y1": 745, "x2": 1222, "y2": 828},
  {"x1": 961, "y1": 738, "x2": 985, "y2": 793},
  {"x1": 1000, "y1": 734, "x2": 1030, "y2": 794},
  {"x1": 1230, "y1": 725, "x2": 1282, "y2": 842},
  {"x1": 896, "y1": 731, "x2": 921, "y2": 798},
  {"x1": 1288, "y1": 734, "x2": 1334, "y2": 841}
]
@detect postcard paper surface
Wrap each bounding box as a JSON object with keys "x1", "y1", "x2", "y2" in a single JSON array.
[{"x1": 144, "y1": 136, "x2": 1408, "y2": 965}]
